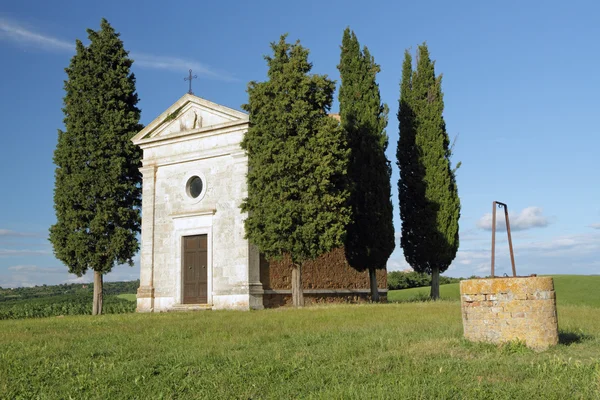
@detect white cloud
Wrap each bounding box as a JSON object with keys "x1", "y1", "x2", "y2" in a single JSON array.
[
  {"x1": 0, "y1": 17, "x2": 235, "y2": 80},
  {"x1": 63, "y1": 276, "x2": 90, "y2": 285},
  {"x1": 590, "y1": 223, "x2": 600, "y2": 229},
  {"x1": 518, "y1": 233, "x2": 600, "y2": 257},
  {"x1": 448, "y1": 232, "x2": 600, "y2": 278},
  {"x1": 387, "y1": 258, "x2": 412, "y2": 272},
  {"x1": 477, "y1": 206, "x2": 549, "y2": 231},
  {"x1": 453, "y1": 249, "x2": 489, "y2": 272}
]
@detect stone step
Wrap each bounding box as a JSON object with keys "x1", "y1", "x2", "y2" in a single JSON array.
[{"x1": 169, "y1": 304, "x2": 212, "y2": 312}]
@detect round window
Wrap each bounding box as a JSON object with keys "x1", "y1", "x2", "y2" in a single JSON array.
[{"x1": 187, "y1": 176, "x2": 203, "y2": 199}]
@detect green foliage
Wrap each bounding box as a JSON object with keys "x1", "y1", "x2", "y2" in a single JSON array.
[
  {"x1": 1, "y1": 302, "x2": 600, "y2": 398},
  {"x1": 163, "y1": 105, "x2": 184, "y2": 123},
  {"x1": 49, "y1": 18, "x2": 142, "y2": 279},
  {"x1": 337, "y1": 28, "x2": 394, "y2": 275},
  {"x1": 0, "y1": 294, "x2": 134, "y2": 320},
  {"x1": 387, "y1": 270, "x2": 461, "y2": 290},
  {"x1": 500, "y1": 340, "x2": 532, "y2": 355},
  {"x1": 241, "y1": 35, "x2": 350, "y2": 265},
  {"x1": 396, "y1": 44, "x2": 460, "y2": 292}
]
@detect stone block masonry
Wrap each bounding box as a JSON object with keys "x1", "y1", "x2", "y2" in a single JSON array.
[{"x1": 460, "y1": 277, "x2": 558, "y2": 351}]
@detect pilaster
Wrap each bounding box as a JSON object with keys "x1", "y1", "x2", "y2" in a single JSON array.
[{"x1": 137, "y1": 165, "x2": 157, "y2": 312}]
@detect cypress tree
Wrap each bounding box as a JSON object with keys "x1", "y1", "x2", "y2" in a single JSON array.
[
  {"x1": 49, "y1": 19, "x2": 142, "y2": 315},
  {"x1": 241, "y1": 35, "x2": 350, "y2": 307},
  {"x1": 338, "y1": 28, "x2": 394, "y2": 301},
  {"x1": 396, "y1": 44, "x2": 460, "y2": 299}
]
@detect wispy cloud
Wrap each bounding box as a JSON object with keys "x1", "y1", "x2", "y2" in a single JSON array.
[
  {"x1": 459, "y1": 228, "x2": 489, "y2": 242},
  {"x1": 7, "y1": 265, "x2": 63, "y2": 273},
  {"x1": 0, "y1": 249, "x2": 51, "y2": 257},
  {"x1": 63, "y1": 276, "x2": 90, "y2": 285},
  {"x1": 518, "y1": 233, "x2": 600, "y2": 257},
  {"x1": 130, "y1": 53, "x2": 238, "y2": 81},
  {"x1": 0, "y1": 229, "x2": 40, "y2": 237},
  {"x1": 0, "y1": 17, "x2": 235, "y2": 80},
  {"x1": 0, "y1": 264, "x2": 140, "y2": 288},
  {"x1": 590, "y1": 223, "x2": 600, "y2": 230},
  {"x1": 477, "y1": 206, "x2": 550, "y2": 231},
  {"x1": 0, "y1": 17, "x2": 73, "y2": 52}
]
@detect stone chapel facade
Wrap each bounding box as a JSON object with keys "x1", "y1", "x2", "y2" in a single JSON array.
[{"x1": 132, "y1": 94, "x2": 387, "y2": 312}]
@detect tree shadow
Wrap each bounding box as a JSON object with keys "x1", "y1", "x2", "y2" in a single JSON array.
[{"x1": 558, "y1": 330, "x2": 593, "y2": 345}]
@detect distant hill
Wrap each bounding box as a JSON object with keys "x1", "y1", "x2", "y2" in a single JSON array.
[{"x1": 0, "y1": 280, "x2": 138, "y2": 302}]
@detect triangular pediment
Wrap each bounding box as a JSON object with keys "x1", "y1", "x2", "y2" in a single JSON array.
[{"x1": 132, "y1": 94, "x2": 248, "y2": 144}]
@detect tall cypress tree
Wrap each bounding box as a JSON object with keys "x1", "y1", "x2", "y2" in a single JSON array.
[
  {"x1": 397, "y1": 44, "x2": 460, "y2": 299},
  {"x1": 242, "y1": 35, "x2": 350, "y2": 307},
  {"x1": 338, "y1": 28, "x2": 394, "y2": 301},
  {"x1": 49, "y1": 19, "x2": 142, "y2": 315}
]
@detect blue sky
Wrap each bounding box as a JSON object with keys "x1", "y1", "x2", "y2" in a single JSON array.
[{"x1": 1, "y1": 0, "x2": 599, "y2": 287}]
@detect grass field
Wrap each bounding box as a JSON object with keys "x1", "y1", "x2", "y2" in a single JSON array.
[
  {"x1": 0, "y1": 276, "x2": 598, "y2": 398},
  {"x1": 116, "y1": 293, "x2": 137, "y2": 302}
]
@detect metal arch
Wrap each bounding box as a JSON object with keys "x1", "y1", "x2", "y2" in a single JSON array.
[{"x1": 491, "y1": 201, "x2": 517, "y2": 278}]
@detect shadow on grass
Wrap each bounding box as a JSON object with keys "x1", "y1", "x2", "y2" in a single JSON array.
[{"x1": 558, "y1": 330, "x2": 593, "y2": 345}]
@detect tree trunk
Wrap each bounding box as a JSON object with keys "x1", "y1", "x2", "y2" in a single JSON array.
[
  {"x1": 291, "y1": 264, "x2": 304, "y2": 307},
  {"x1": 430, "y1": 266, "x2": 440, "y2": 300},
  {"x1": 92, "y1": 271, "x2": 103, "y2": 315},
  {"x1": 369, "y1": 267, "x2": 380, "y2": 302}
]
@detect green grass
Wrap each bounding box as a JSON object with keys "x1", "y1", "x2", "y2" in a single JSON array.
[
  {"x1": 1, "y1": 302, "x2": 599, "y2": 398},
  {"x1": 388, "y1": 275, "x2": 600, "y2": 307},
  {"x1": 551, "y1": 275, "x2": 600, "y2": 307},
  {"x1": 1, "y1": 275, "x2": 599, "y2": 398},
  {"x1": 388, "y1": 283, "x2": 460, "y2": 302},
  {"x1": 117, "y1": 293, "x2": 137, "y2": 302}
]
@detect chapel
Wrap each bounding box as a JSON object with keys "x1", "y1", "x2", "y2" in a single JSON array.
[{"x1": 132, "y1": 94, "x2": 387, "y2": 312}]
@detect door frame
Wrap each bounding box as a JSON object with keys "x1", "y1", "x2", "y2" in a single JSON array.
[{"x1": 175, "y1": 225, "x2": 213, "y2": 305}]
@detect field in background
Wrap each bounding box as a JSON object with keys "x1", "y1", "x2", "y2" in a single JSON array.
[
  {"x1": 116, "y1": 293, "x2": 137, "y2": 302},
  {"x1": 2, "y1": 275, "x2": 598, "y2": 319},
  {"x1": 388, "y1": 283, "x2": 460, "y2": 302},
  {"x1": 0, "y1": 281, "x2": 138, "y2": 320},
  {"x1": 388, "y1": 275, "x2": 600, "y2": 307}
]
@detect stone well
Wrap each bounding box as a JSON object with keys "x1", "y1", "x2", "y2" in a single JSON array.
[{"x1": 460, "y1": 276, "x2": 558, "y2": 350}]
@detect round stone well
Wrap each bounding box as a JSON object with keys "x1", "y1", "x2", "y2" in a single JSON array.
[{"x1": 460, "y1": 276, "x2": 558, "y2": 350}]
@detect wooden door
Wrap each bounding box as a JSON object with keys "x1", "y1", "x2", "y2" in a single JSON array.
[{"x1": 183, "y1": 235, "x2": 208, "y2": 304}]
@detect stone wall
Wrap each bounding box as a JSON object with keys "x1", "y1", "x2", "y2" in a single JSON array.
[
  {"x1": 260, "y1": 247, "x2": 387, "y2": 307},
  {"x1": 460, "y1": 277, "x2": 558, "y2": 350}
]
